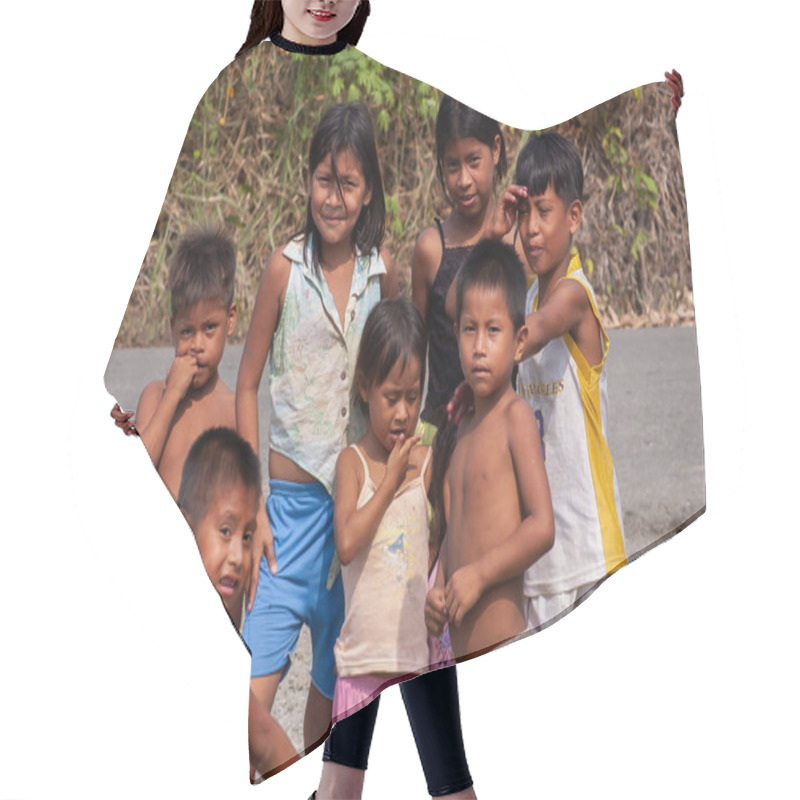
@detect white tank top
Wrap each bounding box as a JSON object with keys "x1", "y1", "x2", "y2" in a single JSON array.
[
  {"x1": 516, "y1": 254, "x2": 627, "y2": 596},
  {"x1": 334, "y1": 444, "x2": 432, "y2": 676}
]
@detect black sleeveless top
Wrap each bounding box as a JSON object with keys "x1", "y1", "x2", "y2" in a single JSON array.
[{"x1": 421, "y1": 220, "x2": 473, "y2": 424}]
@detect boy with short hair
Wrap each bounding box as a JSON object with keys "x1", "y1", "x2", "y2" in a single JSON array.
[
  {"x1": 498, "y1": 132, "x2": 628, "y2": 629},
  {"x1": 135, "y1": 226, "x2": 238, "y2": 499},
  {"x1": 427, "y1": 239, "x2": 555, "y2": 659},
  {"x1": 178, "y1": 426, "x2": 261, "y2": 628},
  {"x1": 177, "y1": 427, "x2": 298, "y2": 780}
]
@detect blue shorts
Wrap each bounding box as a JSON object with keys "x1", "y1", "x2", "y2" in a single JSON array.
[{"x1": 242, "y1": 479, "x2": 344, "y2": 700}]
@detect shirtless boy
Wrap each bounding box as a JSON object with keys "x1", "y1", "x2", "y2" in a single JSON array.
[
  {"x1": 135, "y1": 227, "x2": 237, "y2": 499},
  {"x1": 427, "y1": 239, "x2": 554, "y2": 659}
]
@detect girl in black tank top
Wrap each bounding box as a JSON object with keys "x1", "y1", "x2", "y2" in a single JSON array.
[{"x1": 412, "y1": 96, "x2": 510, "y2": 425}]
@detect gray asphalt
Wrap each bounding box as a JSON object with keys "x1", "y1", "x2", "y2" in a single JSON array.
[{"x1": 104, "y1": 326, "x2": 705, "y2": 747}]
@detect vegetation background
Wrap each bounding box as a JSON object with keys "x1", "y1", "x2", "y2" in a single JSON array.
[{"x1": 114, "y1": 45, "x2": 691, "y2": 348}]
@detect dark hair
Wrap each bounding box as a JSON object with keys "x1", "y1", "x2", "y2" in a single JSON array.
[
  {"x1": 353, "y1": 298, "x2": 427, "y2": 415},
  {"x1": 435, "y1": 95, "x2": 507, "y2": 201},
  {"x1": 237, "y1": 1, "x2": 371, "y2": 58},
  {"x1": 178, "y1": 428, "x2": 262, "y2": 525},
  {"x1": 455, "y1": 239, "x2": 527, "y2": 330},
  {"x1": 429, "y1": 406, "x2": 455, "y2": 564},
  {"x1": 168, "y1": 225, "x2": 236, "y2": 319},
  {"x1": 514, "y1": 132, "x2": 583, "y2": 207},
  {"x1": 303, "y1": 102, "x2": 385, "y2": 269}
]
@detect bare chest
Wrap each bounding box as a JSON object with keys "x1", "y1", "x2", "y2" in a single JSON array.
[
  {"x1": 449, "y1": 422, "x2": 518, "y2": 532},
  {"x1": 160, "y1": 393, "x2": 235, "y2": 496}
]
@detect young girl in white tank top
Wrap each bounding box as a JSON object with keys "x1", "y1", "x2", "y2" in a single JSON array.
[{"x1": 331, "y1": 298, "x2": 437, "y2": 719}]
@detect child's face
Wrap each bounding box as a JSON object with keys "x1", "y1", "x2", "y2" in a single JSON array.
[
  {"x1": 192, "y1": 482, "x2": 258, "y2": 615},
  {"x1": 281, "y1": 0, "x2": 361, "y2": 45},
  {"x1": 456, "y1": 286, "x2": 526, "y2": 399},
  {"x1": 170, "y1": 299, "x2": 236, "y2": 390},
  {"x1": 516, "y1": 183, "x2": 581, "y2": 279},
  {"x1": 360, "y1": 356, "x2": 423, "y2": 454},
  {"x1": 442, "y1": 135, "x2": 500, "y2": 221},
  {"x1": 310, "y1": 148, "x2": 372, "y2": 252}
]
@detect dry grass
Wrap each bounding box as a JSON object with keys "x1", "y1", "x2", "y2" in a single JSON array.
[{"x1": 114, "y1": 47, "x2": 691, "y2": 348}]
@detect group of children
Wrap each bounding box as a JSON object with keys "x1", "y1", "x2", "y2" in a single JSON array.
[{"x1": 113, "y1": 85, "x2": 626, "y2": 789}]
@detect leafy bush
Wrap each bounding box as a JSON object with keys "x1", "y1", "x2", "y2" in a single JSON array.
[{"x1": 114, "y1": 47, "x2": 690, "y2": 347}]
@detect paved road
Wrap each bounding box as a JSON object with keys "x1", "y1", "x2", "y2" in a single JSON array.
[
  {"x1": 105, "y1": 326, "x2": 705, "y2": 553},
  {"x1": 105, "y1": 326, "x2": 705, "y2": 747}
]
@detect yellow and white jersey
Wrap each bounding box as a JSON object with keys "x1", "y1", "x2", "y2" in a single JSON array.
[{"x1": 517, "y1": 254, "x2": 627, "y2": 597}]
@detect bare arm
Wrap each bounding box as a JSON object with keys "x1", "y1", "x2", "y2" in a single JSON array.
[
  {"x1": 236, "y1": 247, "x2": 291, "y2": 602},
  {"x1": 235, "y1": 247, "x2": 290, "y2": 457},
  {"x1": 334, "y1": 437, "x2": 421, "y2": 566},
  {"x1": 425, "y1": 558, "x2": 447, "y2": 637},
  {"x1": 248, "y1": 689, "x2": 298, "y2": 780},
  {"x1": 411, "y1": 227, "x2": 441, "y2": 326},
  {"x1": 445, "y1": 400, "x2": 554, "y2": 626},
  {"x1": 379, "y1": 246, "x2": 399, "y2": 299},
  {"x1": 521, "y1": 278, "x2": 592, "y2": 362},
  {"x1": 135, "y1": 354, "x2": 197, "y2": 467}
]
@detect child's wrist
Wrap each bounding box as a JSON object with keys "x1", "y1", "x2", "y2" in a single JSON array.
[
  {"x1": 475, "y1": 560, "x2": 490, "y2": 592},
  {"x1": 164, "y1": 384, "x2": 185, "y2": 403}
]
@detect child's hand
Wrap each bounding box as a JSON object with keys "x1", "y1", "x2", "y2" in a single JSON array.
[
  {"x1": 165, "y1": 353, "x2": 199, "y2": 399},
  {"x1": 110, "y1": 403, "x2": 138, "y2": 436},
  {"x1": 446, "y1": 381, "x2": 474, "y2": 426},
  {"x1": 384, "y1": 433, "x2": 421, "y2": 493},
  {"x1": 489, "y1": 185, "x2": 528, "y2": 240},
  {"x1": 425, "y1": 585, "x2": 446, "y2": 637},
  {"x1": 445, "y1": 563, "x2": 485, "y2": 627},
  {"x1": 247, "y1": 501, "x2": 278, "y2": 611}
]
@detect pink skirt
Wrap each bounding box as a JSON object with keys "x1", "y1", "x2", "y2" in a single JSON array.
[{"x1": 332, "y1": 673, "x2": 412, "y2": 723}]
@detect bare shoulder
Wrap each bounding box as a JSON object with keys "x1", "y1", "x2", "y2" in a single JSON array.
[
  {"x1": 413, "y1": 225, "x2": 443, "y2": 277},
  {"x1": 336, "y1": 445, "x2": 365, "y2": 488},
  {"x1": 553, "y1": 275, "x2": 592, "y2": 314},
  {"x1": 265, "y1": 245, "x2": 293, "y2": 284},
  {"x1": 136, "y1": 379, "x2": 166, "y2": 418},
  {"x1": 216, "y1": 379, "x2": 236, "y2": 423},
  {"x1": 505, "y1": 395, "x2": 538, "y2": 431},
  {"x1": 410, "y1": 442, "x2": 432, "y2": 470}
]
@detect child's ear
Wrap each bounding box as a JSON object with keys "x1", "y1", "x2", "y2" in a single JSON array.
[
  {"x1": 514, "y1": 324, "x2": 529, "y2": 363},
  {"x1": 568, "y1": 199, "x2": 583, "y2": 235},
  {"x1": 226, "y1": 303, "x2": 237, "y2": 337},
  {"x1": 362, "y1": 183, "x2": 373, "y2": 209},
  {"x1": 356, "y1": 370, "x2": 370, "y2": 404},
  {"x1": 492, "y1": 133, "x2": 502, "y2": 168}
]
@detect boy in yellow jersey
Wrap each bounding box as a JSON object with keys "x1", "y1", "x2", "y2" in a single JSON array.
[{"x1": 492, "y1": 132, "x2": 627, "y2": 629}]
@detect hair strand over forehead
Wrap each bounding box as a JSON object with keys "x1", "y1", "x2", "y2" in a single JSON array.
[
  {"x1": 514, "y1": 131, "x2": 584, "y2": 207},
  {"x1": 455, "y1": 239, "x2": 527, "y2": 330},
  {"x1": 302, "y1": 102, "x2": 385, "y2": 269},
  {"x1": 353, "y1": 298, "x2": 427, "y2": 414},
  {"x1": 435, "y1": 95, "x2": 507, "y2": 201}
]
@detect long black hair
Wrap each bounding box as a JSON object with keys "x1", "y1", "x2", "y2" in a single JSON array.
[
  {"x1": 303, "y1": 102, "x2": 386, "y2": 269},
  {"x1": 429, "y1": 406, "x2": 457, "y2": 566},
  {"x1": 435, "y1": 95, "x2": 508, "y2": 202},
  {"x1": 237, "y1": 1, "x2": 371, "y2": 58}
]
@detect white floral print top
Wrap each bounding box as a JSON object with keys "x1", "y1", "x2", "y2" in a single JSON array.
[{"x1": 268, "y1": 235, "x2": 386, "y2": 495}]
